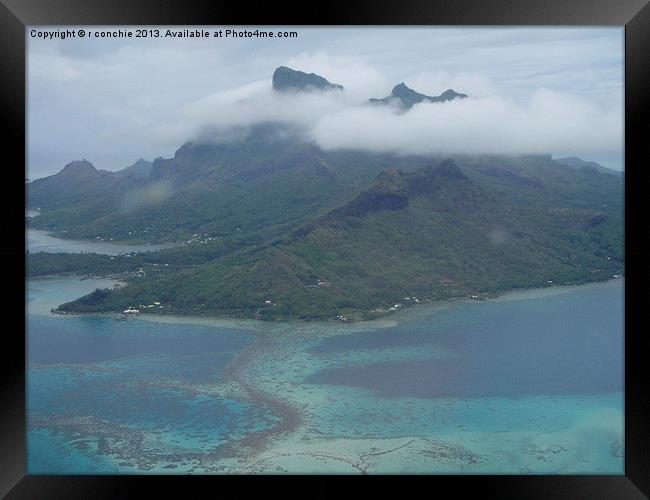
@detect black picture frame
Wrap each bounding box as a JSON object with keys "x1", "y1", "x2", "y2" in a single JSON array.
[{"x1": 2, "y1": 0, "x2": 648, "y2": 496}]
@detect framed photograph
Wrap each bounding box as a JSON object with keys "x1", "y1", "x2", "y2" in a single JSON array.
[{"x1": 2, "y1": 0, "x2": 648, "y2": 496}]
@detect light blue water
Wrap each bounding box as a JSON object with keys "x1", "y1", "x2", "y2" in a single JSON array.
[
  {"x1": 293, "y1": 281, "x2": 624, "y2": 473},
  {"x1": 27, "y1": 277, "x2": 624, "y2": 473},
  {"x1": 27, "y1": 278, "x2": 276, "y2": 473}
]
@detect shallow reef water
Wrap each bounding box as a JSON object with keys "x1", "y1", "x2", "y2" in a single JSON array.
[{"x1": 27, "y1": 277, "x2": 624, "y2": 473}]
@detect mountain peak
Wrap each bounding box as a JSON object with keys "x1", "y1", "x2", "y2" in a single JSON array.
[
  {"x1": 272, "y1": 66, "x2": 343, "y2": 93},
  {"x1": 120, "y1": 158, "x2": 153, "y2": 179},
  {"x1": 431, "y1": 158, "x2": 467, "y2": 179},
  {"x1": 328, "y1": 160, "x2": 472, "y2": 220},
  {"x1": 392, "y1": 82, "x2": 410, "y2": 93},
  {"x1": 439, "y1": 89, "x2": 467, "y2": 100},
  {"x1": 370, "y1": 84, "x2": 468, "y2": 109},
  {"x1": 391, "y1": 83, "x2": 427, "y2": 101},
  {"x1": 60, "y1": 159, "x2": 97, "y2": 175}
]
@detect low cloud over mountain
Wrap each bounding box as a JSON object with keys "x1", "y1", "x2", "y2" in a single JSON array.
[
  {"x1": 28, "y1": 29, "x2": 624, "y2": 176},
  {"x1": 164, "y1": 66, "x2": 621, "y2": 160}
]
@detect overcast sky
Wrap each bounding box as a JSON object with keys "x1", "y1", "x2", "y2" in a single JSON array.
[{"x1": 27, "y1": 27, "x2": 624, "y2": 179}]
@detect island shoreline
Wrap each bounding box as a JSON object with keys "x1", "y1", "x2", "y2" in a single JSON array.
[{"x1": 30, "y1": 275, "x2": 624, "y2": 329}]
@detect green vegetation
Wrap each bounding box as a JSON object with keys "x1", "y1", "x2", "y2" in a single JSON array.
[
  {"x1": 29, "y1": 150, "x2": 623, "y2": 321},
  {"x1": 27, "y1": 252, "x2": 143, "y2": 277},
  {"x1": 28, "y1": 129, "x2": 362, "y2": 243},
  {"x1": 26, "y1": 64, "x2": 623, "y2": 322}
]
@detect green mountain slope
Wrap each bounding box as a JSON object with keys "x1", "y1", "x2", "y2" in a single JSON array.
[
  {"x1": 51, "y1": 159, "x2": 623, "y2": 320},
  {"x1": 28, "y1": 126, "x2": 357, "y2": 242},
  {"x1": 26, "y1": 66, "x2": 624, "y2": 321},
  {"x1": 555, "y1": 156, "x2": 622, "y2": 176}
]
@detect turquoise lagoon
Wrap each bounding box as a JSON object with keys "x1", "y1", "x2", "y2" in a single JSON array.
[
  {"x1": 27, "y1": 278, "x2": 278, "y2": 473},
  {"x1": 27, "y1": 277, "x2": 624, "y2": 474}
]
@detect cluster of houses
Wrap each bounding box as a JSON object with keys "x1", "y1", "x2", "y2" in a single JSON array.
[
  {"x1": 184, "y1": 233, "x2": 219, "y2": 245},
  {"x1": 122, "y1": 301, "x2": 163, "y2": 315},
  {"x1": 385, "y1": 297, "x2": 421, "y2": 312}
]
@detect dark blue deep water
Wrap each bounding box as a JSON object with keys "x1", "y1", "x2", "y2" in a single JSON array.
[{"x1": 308, "y1": 283, "x2": 624, "y2": 398}]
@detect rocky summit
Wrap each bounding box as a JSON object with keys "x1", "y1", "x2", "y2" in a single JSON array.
[
  {"x1": 272, "y1": 66, "x2": 344, "y2": 92},
  {"x1": 369, "y1": 82, "x2": 468, "y2": 109}
]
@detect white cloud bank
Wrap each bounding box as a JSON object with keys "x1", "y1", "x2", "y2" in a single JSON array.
[
  {"x1": 168, "y1": 77, "x2": 622, "y2": 159},
  {"x1": 28, "y1": 28, "x2": 623, "y2": 177},
  {"x1": 311, "y1": 89, "x2": 622, "y2": 157},
  {"x1": 156, "y1": 80, "x2": 352, "y2": 142}
]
